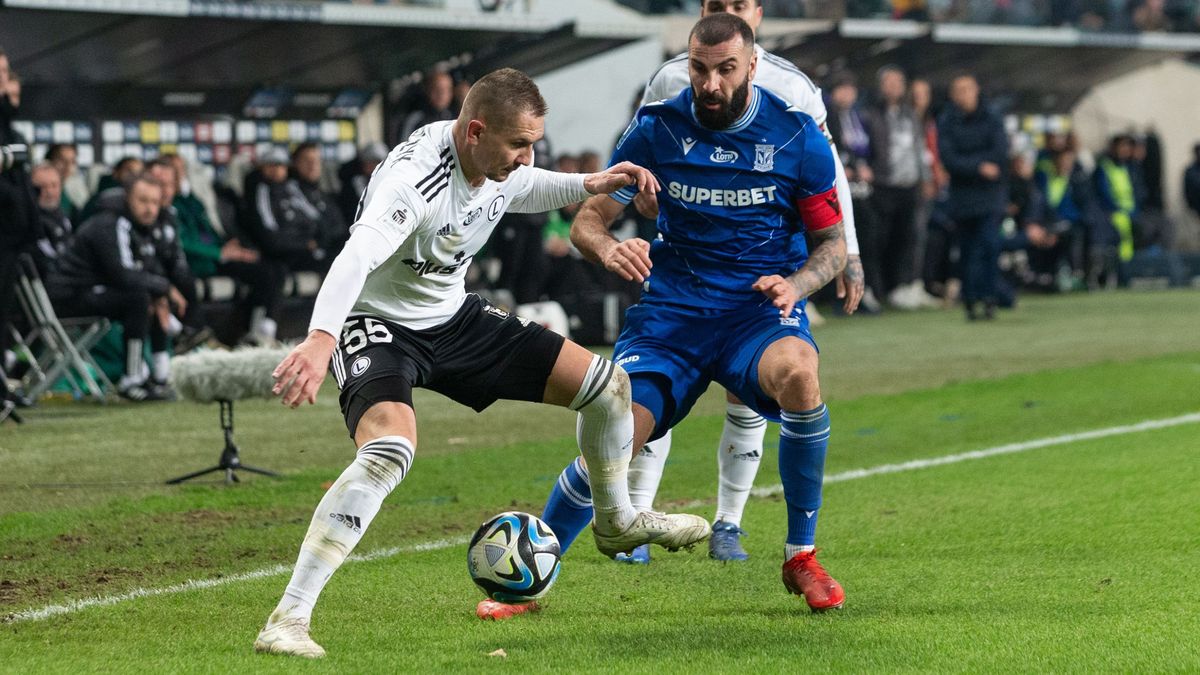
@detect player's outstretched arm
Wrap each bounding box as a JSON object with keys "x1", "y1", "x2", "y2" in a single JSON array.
[
  {"x1": 583, "y1": 161, "x2": 660, "y2": 197},
  {"x1": 571, "y1": 194, "x2": 653, "y2": 283},
  {"x1": 754, "y1": 222, "x2": 847, "y2": 317}
]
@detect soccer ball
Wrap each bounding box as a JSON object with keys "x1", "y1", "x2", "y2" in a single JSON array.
[{"x1": 467, "y1": 511, "x2": 561, "y2": 603}]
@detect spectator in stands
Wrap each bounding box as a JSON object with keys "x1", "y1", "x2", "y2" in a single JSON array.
[
  {"x1": 1094, "y1": 133, "x2": 1139, "y2": 284},
  {"x1": 1000, "y1": 150, "x2": 1065, "y2": 300},
  {"x1": 910, "y1": 77, "x2": 948, "y2": 297},
  {"x1": 866, "y1": 65, "x2": 936, "y2": 310},
  {"x1": 452, "y1": 75, "x2": 472, "y2": 114},
  {"x1": 1036, "y1": 145, "x2": 1099, "y2": 288},
  {"x1": 1184, "y1": 142, "x2": 1200, "y2": 219},
  {"x1": 291, "y1": 142, "x2": 348, "y2": 257},
  {"x1": 245, "y1": 147, "x2": 331, "y2": 333},
  {"x1": 29, "y1": 163, "x2": 74, "y2": 278},
  {"x1": 1130, "y1": 0, "x2": 1174, "y2": 31},
  {"x1": 395, "y1": 69, "x2": 455, "y2": 143},
  {"x1": 938, "y1": 72, "x2": 1007, "y2": 321},
  {"x1": 163, "y1": 155, "x2": 279, "y2": 347},
  {"x1": 0, "y1": 47, "x2": 39, "y2": 416},
  {"x1": 45, "y1": 143, "x2": 87, "y2": 219},
  {"x1": 337, "y1": 142, "x2": 388, "y2": 226},
  {"x1": 146, "y1": 158, "x2": 211, "y2": 356},
  {"x1": 79, "y1": 157, "x2": 143, "y2": 222},
  {"x1": 824, "y1": 71, "x2": 881, "y2": 311},
  {"x1": 48, "y1": 175, "x2": 175, "y2": 401}
]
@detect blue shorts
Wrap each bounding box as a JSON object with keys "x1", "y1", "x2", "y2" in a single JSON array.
[{"x1": 613, "y1": 300, "x2": 817, "y2": 441}]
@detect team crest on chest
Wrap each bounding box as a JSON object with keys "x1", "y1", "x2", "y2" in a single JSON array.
[
  {"x1": 487, "y1": 195, "x2": 506, "y2": 221},
  {"x1": 754, "y1": 144, "x2": 775, "y2": 172}
]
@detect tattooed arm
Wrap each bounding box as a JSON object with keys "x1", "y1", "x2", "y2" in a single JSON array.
[
  {"x1": 837, "y1": 254, "x2": 865, "y2": 314},
  {"x1": 753, "y1": 222, "x2": 847, "y2": 317}
]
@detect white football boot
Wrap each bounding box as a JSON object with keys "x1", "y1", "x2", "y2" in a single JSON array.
[
  {"x1": 593, "y1": 510, "x2": 711, "y2": 559},
  {"x1": 254, "y1": 615, "x2": 326, "y2": 659}
]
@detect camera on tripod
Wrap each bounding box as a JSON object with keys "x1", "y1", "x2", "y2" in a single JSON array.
[{"x1": 1, "y1": 143, "x2": 29, "y2": 171}]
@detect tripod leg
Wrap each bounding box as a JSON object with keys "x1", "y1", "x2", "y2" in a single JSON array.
[
  {"x1": 235, "y1": 465, "x2": 282, "y2": 478},
  {"x1": 166, "y1": 465, "x2": 224, "y2": 485}
]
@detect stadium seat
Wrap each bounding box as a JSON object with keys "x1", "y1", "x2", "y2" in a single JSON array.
[{"x1": 9, "y1": 255, "x2": 113, "y2": 401}]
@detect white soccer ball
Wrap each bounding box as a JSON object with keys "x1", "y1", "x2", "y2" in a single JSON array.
[{"x1": 467, "y1": 511, "x2": 561, "y2": 603}]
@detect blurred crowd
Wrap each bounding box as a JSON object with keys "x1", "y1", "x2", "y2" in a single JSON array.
[
  {"x1": 628, "y1": 0, "x2": 1200, "y2": 30},
  {"x1": 823, "y1": 66, "x2": 1188, "y2": 319}
]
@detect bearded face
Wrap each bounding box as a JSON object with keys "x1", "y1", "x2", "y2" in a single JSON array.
[{"x1": 694, "y1": 75, "x2": 750, "y2": 130}]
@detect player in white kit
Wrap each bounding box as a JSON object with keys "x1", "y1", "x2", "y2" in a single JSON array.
[
  {"x1": 254, "y1": 68, "x2": 711, "y2": 658},
  {"x1": 622, "y1": 0, "x2": 864, "y2": 564}
]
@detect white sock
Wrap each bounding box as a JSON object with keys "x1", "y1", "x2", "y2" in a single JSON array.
[
  {"x1": 714, "y1": 403, "x2": 767, "y2": 527},
  {"x1": 125, "y1": 338, "x2": 143, "y2": 382},
  {"x1": 151, "y1": 352, "x2": 170, "y2": 383},
  {"x1": 271, "y1": 436, "x2": 413, "y2": 624},
  {"x1": 628, "y1": 429, "x2": 671, "y2": 512},
  {"x1": 251, "y1": 308, "x2": 277, "y2": 340},
  {"x1": 785, "y1": 543, "x2": 815, "y2": 560},
  {"x1": 570, "y1": 355, "x2": 636, "y2": 534},
  {"x1": 164, "y1": 314, "x2": 183, "y2": 337}
]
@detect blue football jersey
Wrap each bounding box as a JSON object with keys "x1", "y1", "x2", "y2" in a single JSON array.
[{"x1": 609, "y1": 84, "x2": 841, "y2": 310}]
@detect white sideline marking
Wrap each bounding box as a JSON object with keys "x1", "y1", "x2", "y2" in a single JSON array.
[
  {"x1": 3, "y1": 536, "x2": 469, "y2": 625},
  {"x1": 6, "y1": 412, "x2": 1199, "y2": 625},
  {"x1": 752, "y1": 411, "x2": 1200, "y2": 498}
]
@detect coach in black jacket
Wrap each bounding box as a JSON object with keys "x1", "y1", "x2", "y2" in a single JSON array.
[
  {"x1": 937, "y1": 72, "x2": 1008, "y2": 321},
  {"x1": 49, "y1": 174, "x2": 174, "y2": 401}
]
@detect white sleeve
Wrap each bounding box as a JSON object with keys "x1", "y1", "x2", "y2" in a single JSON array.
[
  {"x1": 641, "y1": 56, "x2": 689, "y2": 106},
  {"x1": 509, "y1": 168, "x2": 591, "y2": 214},
  {"x1": 350, "y1": 180, "x2": 426, "y2": 251},
  {"x1": 830, "y1": 148, "x2": 859, "y2": 256},
  {"x1": 306, "y1": 226, "x2": 400, "y2": 338},
  {"x1": 307, "y1": 177, "x2": 426, "y2": 337}
]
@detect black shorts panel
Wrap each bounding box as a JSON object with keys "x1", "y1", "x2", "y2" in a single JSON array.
[{"x1": 333, "y1": 295, "x2": 565, "y2": 435}]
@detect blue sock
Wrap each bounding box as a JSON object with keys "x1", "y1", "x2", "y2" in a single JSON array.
[
  {"x1": 779, "y1": 404, "x2": 830, "y2": 547},
  {"x1": 541, "y1": 457, "x2": 594, "y2": 555}
]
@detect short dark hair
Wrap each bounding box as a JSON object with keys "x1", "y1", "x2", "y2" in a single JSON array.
[
  {"x1": 46, "y1": 144, "x2": 75, "y2": 162},
  {"x1": 292, "y1": 142, "x2": 320, "y2": 162},
  {"x1": 460, "y1": 67, "x2": 547, "y2": 127},
  {"x1": 146, "y1": 156, "x2": 176, "y2": 175},
  {"x1": 689, "y1": 12, "x2": 755, "y2": 49},
  {"x1": 129, "y1": 173, "x2": 163, "y2": 194}
]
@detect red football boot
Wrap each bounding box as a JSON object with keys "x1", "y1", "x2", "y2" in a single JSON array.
[
  {"x1": 476, "y1": 599, "x2": 541, "y2": 621},
  {"x1": 781, "y1": 549, "x2": 845, "y2": 612}
]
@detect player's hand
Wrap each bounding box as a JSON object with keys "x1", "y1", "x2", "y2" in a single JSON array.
[
  {"x1": 754, "y1": 274, "x2": 805, "y2": 318},
  {"x1": 836, "y1": 255, "x2": 864, "y2": 315},
  {"x1": 633, "y1": 190, "x2": 659, "y2": 220},
  {"x1": 601, "y1": 238, "x2": 652, "y2": 282},
  {"x1": 272, "y1": 330, "x2": 337, "y2": 408},
  {"x1": 584, "y1": 161, "x2": 660, "y2": 196}
]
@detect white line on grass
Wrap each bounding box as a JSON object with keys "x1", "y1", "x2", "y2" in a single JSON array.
[
  {"x1": 3, "y1": 536, "x2": 470, "y2": 625},
  {"x1": 6, "y1": 411, "x2": 1198, "y2": 625}
]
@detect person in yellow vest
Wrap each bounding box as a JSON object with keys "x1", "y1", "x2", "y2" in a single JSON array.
[{"x1": 1094, "y1": 134, "x2": 1140, "y2": 285}]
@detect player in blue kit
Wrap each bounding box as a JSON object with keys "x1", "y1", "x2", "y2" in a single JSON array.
[{"x1": 477, "y1": 14, "x2": 847, "y2": 619}]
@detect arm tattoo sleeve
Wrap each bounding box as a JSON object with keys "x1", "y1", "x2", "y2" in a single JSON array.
[{"x1": 788, "y1": 222, "x2": 847, "y2": 299}]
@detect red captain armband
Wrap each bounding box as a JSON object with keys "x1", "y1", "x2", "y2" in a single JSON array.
[{"x1": 795, "y1": 187, "x2": 842, "y2": 231}]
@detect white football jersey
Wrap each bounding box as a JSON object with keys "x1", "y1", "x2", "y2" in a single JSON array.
[
  {"x1": 641, "y1": 44, "x2": 828, "y2": 134},
  {"x1": 346, "y1": 121, "x2": 578, "y2": 330}
]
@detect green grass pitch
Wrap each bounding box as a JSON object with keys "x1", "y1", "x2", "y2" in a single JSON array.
[{"x1": 2, "y1": 289, "x2": 1199, "y2": 672}]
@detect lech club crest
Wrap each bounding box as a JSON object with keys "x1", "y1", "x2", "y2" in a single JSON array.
[{"x1": 754, "y1": 144, "x2": 775, "y2": 172}]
